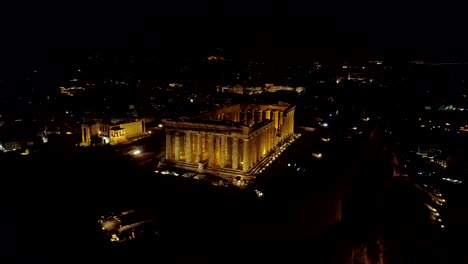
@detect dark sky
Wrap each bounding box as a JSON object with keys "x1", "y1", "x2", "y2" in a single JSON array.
[{"x1": 1, "y1": 0, "x2": 467, "y2": 64}]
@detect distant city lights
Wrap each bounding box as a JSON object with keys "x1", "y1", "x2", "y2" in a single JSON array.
[
  {"x1": 442, "y1": 177, "x2": 463, "y2": 184},
  {"x1": 254, "y1": 189, "x2": 264, "y2": 198}
]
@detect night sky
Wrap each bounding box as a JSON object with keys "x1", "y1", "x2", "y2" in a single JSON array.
[{"x1": 1, "y1": 0, "x2": 468, "y2": 64}]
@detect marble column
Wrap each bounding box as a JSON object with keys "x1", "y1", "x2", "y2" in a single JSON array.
[
  {"x1": 267, "y1": 125, "x2": 271, "y2": 152},
  {"x1": 165, "y1": 134, "x2": 172, "y2": 160},
  {"x1": 289, "y1": 112, "x2": 294, "y2": 135},
  {"x1": 258, "y1": 132, "x2": 262, "y2": 159},
  {"x1": 220, "y1": 135, "x2": 226, "y2": 168},
  {"x1": 242, "y1": 139, "x2": 250, "y2": 171},
  {"x1": 174, "y1": 134, "x2": 181, "y2": 161},
  {"x1": 185, "y1": 132, "x2": 192, "y2": 163},
  {"x1": 215, "y1": 135, "x2": 221, "y2": 166},
  {"x1": 232, "y1": 138, "x2": 239, "y2": 170},
  {"x1": 260, "y1": 130, "x2": 266, "y2": 157},
  {"x1": 251, "y1": 135, "x2": 257, "y2": 164},
  {"x1": 249, "y1": 110, "x2": 255, "y2": 126},
  {"x1": 256, "y1": 134, "x2": 260, "y2": 161},
  {"x1": 271, "y1": 124, "x2": 276, "y2": 148},
  {"x1": 282, "y1": 120, "x2": 286, "y2": 139},
  {"x1": 273, "y1": 110, "x2": 279, "y2": 129},
  {"x1": 243, "y1": 109, "x2": 248, "y2": 126},
  {"x1": 196, "y1": 133, "x2": 202, "y2": 162},
  {"x1": 86, "y1": 127, "x2": 91, "y2": 143},
  {"x1": 208, "y1": 134, "x2": 215, "y2": 167},
  {"x1": 258, "y1": 110, "x2": 263, "y2": 122},
  {"x1": 257, "y1": 133, "x2": 262, "y2": 159},
  {"x1": 279, "y1": 111, "x2": 284, "y2": 126}
]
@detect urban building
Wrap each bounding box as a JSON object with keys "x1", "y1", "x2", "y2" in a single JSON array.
[
  {"x1": 218, "y1": 84, "x2": 304, "y2": 94},
  {"x1": 162, "y1": 103, "x2": 295, "y2": 181},
  {"x1": 81, "y1": 119, "x2": 145, "y2": 145}
]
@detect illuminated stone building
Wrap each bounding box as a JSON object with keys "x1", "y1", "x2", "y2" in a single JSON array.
[
  {"x1": 163, "y1": 103, "x2": 295, "y2": 180},
  {"x1": 81, "y1": 119, "x2": 145, "y2": 145}
]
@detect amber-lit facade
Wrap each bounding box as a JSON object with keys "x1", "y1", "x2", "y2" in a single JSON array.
[
  {"x1": 163, "y1": 103, "x2": 295, "y2": 180},
  {"x1": 81, "y1": 119, "x2": 145, "y2": 145}
]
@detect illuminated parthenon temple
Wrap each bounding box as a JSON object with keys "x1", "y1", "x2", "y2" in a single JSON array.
[{"x1": 162, "y1": 103, "x2": 295, "y2": 180}]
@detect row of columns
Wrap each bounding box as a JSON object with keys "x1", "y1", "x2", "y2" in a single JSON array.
[
  {"x1": 211, "y1": 110, "x2": 241, "y2": 122},
  {"x1": 82, "y1": 126, "x2": 91, "y2": 143},
  {"x1": 241, "y1": 109, "x2": 273, "y2": 126},
  {"x1": 166, "y1": 125, "x2": 279, "y2": 172},
  {"x1": 281, "y1": 110, "x2": 295, "y2": 138},
  {"x1": 208, "y1": 108, "x2": 287, "y2": 134}
]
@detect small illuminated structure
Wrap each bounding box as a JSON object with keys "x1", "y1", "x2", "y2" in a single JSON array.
[
  {"x1": 98, "y1": 210, "x2": 155, "y2": 243},
  {"x1": 81, "y1": 119, "x2": 145, "y2": 145},
  {"x1": 163, "y1": 103, "x2": 296, "y2": 181}
]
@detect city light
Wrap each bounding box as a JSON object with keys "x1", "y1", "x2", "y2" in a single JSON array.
[
  {"x1": 312, "y1": 153, "x2": 322, "y2": 159},
  {"x1": 133, "y1": 149, "x2": 141, "y2": 155},
  {"x1": 442, "y1": 177, "x2": 462, "y2": 184},
  {"x1": 426, "y1": 204, "x2": 437, "y2": 212},
  {"x1": 255, "y1": 189, "x2": 264, "y2": 198}
]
